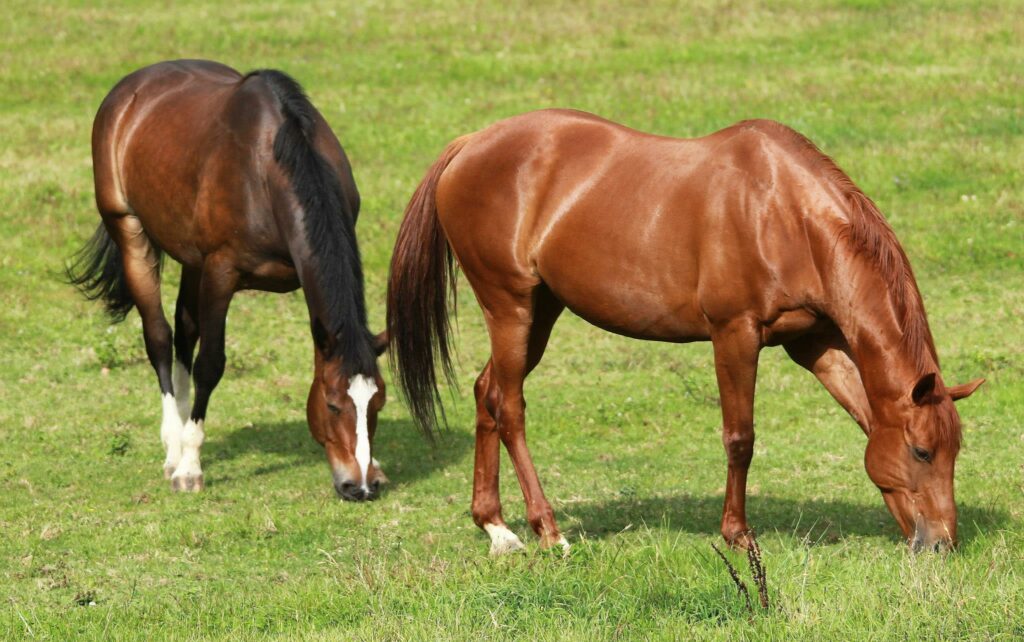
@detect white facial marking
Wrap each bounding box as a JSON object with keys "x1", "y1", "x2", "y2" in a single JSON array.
[
  {"x1": 484, "y1": 523, "x2": 526, "y2": 556},
  {"x1": 346, "y1": 374, "x2": 378, "y2": 492},
  {"x1": 160, "y1": 393, "x2": 183, "y2": 472},
  {"x1": 172, "y1": 360, "x2": 192, "y2": 422}
]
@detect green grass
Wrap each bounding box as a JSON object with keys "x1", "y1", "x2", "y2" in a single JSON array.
[{"x1": 1, "y1": 0, "x2": 1022, "y2": 639}]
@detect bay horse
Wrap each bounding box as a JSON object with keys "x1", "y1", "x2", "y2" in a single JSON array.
[
  {"x1": 387, "y1": 109, "x2": 984, "y2": 554},
  {"x1": 67, "y1": 60, "x2": 387, "y2": 499}
]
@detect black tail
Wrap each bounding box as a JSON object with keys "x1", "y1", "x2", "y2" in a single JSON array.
[
  {"x1": 65, "y1": 224, "x2": 136, "y2": 322},
  {"x1": 386, "y1": 136, "x2": 472, "y2": 438},
  {"x1": 252, "y1": 69, "x2": 378, "y2": 377}
]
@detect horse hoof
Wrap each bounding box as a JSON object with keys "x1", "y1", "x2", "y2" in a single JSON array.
[
  {"x1": 726, "y1": 529, "x2": 756, "y2": 550},
  {"x1": 485, "y1": 524, "x2": 526, "y2": 556},
  {"x1": 170, "y1": 474, "x2": 204, "y2": 492},
  {"x1": 489, "y1": 537, "x2": 526, "y2": 556},
  {"x1": 542, "y1": 535, "x2": 571, "y2": 556}
]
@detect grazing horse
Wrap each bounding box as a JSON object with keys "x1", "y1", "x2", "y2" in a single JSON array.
[
  {"x1": 387, "y1": 109, "x2": 984, "y2": 554},
  {"x1": 67, "y1": 60, "x2": 387, "y2": 499}
]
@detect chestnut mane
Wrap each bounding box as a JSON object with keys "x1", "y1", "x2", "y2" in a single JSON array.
[{"x1": 746, "y1": 120, "x2": 960, "y2": 446}]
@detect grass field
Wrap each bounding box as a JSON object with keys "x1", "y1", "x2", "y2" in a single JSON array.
[{"x1": 2, "y1": 0, "x2": 1023, "y2": 639}]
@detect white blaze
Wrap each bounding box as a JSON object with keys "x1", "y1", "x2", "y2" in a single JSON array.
[{"x1": 346, "y1": 374, "x2": 378, "y2": 492}]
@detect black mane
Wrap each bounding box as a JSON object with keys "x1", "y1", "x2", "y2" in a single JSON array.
[{"x1": 249, "y1": 69, "x2": 378, "y2": 377}]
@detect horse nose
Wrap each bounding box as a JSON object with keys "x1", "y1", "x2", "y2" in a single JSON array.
[
  {"x1": 932, "y1": 538, "x2": 955, "y2": 554},
  {"x1": 336, "y1": 480, "x2": 367, "y2": 502}
]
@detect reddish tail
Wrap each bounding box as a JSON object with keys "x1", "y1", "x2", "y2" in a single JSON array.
[{"x1": 386, "y1": 136, "x2": 472, "y2": 437}]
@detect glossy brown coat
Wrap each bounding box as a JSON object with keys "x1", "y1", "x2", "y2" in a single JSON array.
[
  {"x1": 388, "y1": 109, "x2": 983, "y2": 552},
  {"x1": 73, "y1": 60, "x2": 386, "y2": 497}
]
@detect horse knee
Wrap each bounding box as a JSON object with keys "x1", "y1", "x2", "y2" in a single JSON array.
[{"x1": 722, "y1": 427, "x2": 754, "y2": 466}]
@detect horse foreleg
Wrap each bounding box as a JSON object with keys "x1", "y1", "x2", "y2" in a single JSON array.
[
  {"x1": 170, "y1": 255, "x2": 238, "y2": 492},
  {"x1": 711, "y1": 318, "x2": 762, "y2": 549},
  {"x1": 470, "y1": 360, "x2": 525, "y2": 555},
  {"x1": 784, "y1": 333, "x2": 872, "y2": 435}
]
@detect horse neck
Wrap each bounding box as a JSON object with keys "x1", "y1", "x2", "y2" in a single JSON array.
[{"x1": 825, "y1": 252, "x2": 939, "y2": 426}]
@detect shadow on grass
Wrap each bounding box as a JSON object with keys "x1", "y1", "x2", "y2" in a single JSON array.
[
  {"x1": 205, "y1": 417, "x2": 469, "y2": 486},
  {"x1": 560, "y1": 492, "x2": 1010, "y2": 547}
]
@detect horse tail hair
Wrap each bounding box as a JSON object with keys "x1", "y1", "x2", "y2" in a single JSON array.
[
  {"x1": 65, "y1": 223, "x2": 136, "y2": 322},
  {"x1": 386, "y1": 136, "x2": 472, "y2": 439},
  {"x1": 253, "y1": 68, "x2": 378, "y2": 377}
]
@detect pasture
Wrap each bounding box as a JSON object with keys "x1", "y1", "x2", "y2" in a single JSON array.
[{"x1": 1, "y1": 0, "x2": 1022, "y2": 639}]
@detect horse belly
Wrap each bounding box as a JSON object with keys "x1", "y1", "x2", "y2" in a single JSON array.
[{"x1": 537, "y1": 250, "x2": 709, "y2": 342}]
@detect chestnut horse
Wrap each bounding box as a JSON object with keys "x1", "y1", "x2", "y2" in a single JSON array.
[
  {"x1": 67, "y1": 60, "x2": 387, "y2": 499},
  {"x1": 388, "y1": 109, "x2": 984, "y2": 554}
]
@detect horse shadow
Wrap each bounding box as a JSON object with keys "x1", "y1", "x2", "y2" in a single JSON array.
[
  {"x1": 204, "y1": 417, "x2": 470, "y2": 487},
  {"x1": 556, "y1": 492, "x2": 1011, "y2": 547}
]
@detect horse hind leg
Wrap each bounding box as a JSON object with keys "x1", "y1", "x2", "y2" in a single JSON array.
[
  {"x1": 172, "y1": 267, "x2": 201, "y2": 423},
  {"x1": 103, "y1": 214, "x2": 181, "y2": 478},
  {"x1": 170, "y1": 254, "x2": 238, "y2": 492},
  {"x1": 470, "y1": 360, "x2": 525, "y2": 555},
  {"x1": 474, "y1": 285, "x2": 566, "y2": 554}
]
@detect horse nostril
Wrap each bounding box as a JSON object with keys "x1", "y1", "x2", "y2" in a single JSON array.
[{"x1": 366, "y1": 479, "x2": 381, "y2": 500}]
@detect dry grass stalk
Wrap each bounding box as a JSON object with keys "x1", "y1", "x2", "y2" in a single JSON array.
[
  {"x1": 711, "y1": 542, "x2": 752, "y2": 613},
  {"x1": 712, "y1": 530, "x2": 770, "y2": 615}
]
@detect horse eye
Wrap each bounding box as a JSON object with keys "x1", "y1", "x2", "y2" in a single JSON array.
[
  {"x1": 326, "y1": 403, "x2": 341, "y2": 415},
  {"x1": 911, "y1": 446, "x2": 932, "y2": 463}
]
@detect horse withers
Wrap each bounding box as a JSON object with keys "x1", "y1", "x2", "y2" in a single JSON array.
[
  {"x1": 387, "y1": 109, "x2": 984, "y2": 554},
  {"x1": 68, "y1": 60, "x2": 387, "y2": 499}
]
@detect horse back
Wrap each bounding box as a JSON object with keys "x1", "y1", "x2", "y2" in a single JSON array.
[
  {"x1": 91, "y1": 60, "x2": 352, "y2": 281},
  {"x1": 437, "y1": 110, "x2": 840, "y2": 342}
]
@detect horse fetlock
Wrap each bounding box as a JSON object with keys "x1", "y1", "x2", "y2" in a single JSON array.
[
  {"x1": 527, "y1": 509, "x2": 559, "y2": 539},
  {"x1": 471, "y1": 506, "x2": 500, "y2": 529},
  {"x1": 540, "y1": 532, "x2": 570, "y2": 555}
]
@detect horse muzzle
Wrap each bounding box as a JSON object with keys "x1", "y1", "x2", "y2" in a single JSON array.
[
  {"x1": 909, "y1": 518, "x2": 957, "y2": 554},
  {"x1": 334, "y1": 475, "x2": 381, "y2": 502}
]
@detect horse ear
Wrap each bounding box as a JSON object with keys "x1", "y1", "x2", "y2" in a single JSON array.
[
  {"x1": 948, "y1": 378, "x2": 985, "y2": 402},
  {"x1": 911, "y1": 373, "x2": 938, "y2": 406},
  {"x1": 372, "y1": 330, "x2": 389, "y2": 356}
]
